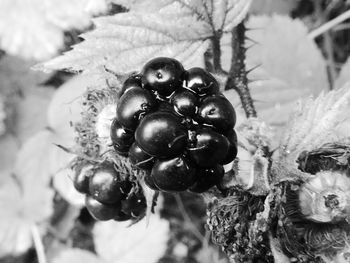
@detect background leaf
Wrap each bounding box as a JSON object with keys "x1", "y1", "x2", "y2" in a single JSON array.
[
  {"x1": 112, "y1": 0, "x2": 252, "y2": 32},
  {"x1": 0, "y1": 174, "x2": 54, "y2": 257},
  {"x1": 0, "y1": 0, "x2": 109, "y2": 60},
  {"x1": 51, "y1": 248, "x2": 104, "y2": 263},
  {"x1": 39, "y1": 0, "x2": 251, "y2": 74},
  {"x1": 223, "y1": 15, "x2": 328, "y2": 131},
  {"x1": 335, "y1": 55, "x2": 350, "y2": 89},
  {"x1": 14, "y1": 130, "x2": 75, "y2": 187},
  {"x1": 93, "y1": 215, "x2": 169, "y2": 263}
]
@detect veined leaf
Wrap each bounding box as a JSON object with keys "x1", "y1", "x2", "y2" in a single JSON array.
[
  {"x1": 39, "y1": 0, "x2": 251, "y2": 74},
  {"x1": 112, "y1": 0, "x2": 252, "y2": 32},
  {"x1": 40, "y1": 12, "x2": 210, "y2": 73}
]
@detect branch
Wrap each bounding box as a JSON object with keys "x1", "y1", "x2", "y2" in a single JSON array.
[{"x1": 225, "y1": 21, "x2": 257, "y2": 118}]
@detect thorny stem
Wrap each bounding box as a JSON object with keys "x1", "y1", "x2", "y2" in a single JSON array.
[
  {"x1": 207, "y1": 30, "x2": 227, "y2": 74},
  {"x1": 225, "y1": 21, "x2": 257, "y2": 118},
  {"x1": 211, "y1": 32, "x2": 223, "y2": 73}
]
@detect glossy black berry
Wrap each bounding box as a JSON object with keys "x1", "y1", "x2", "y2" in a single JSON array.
[
  {"x1": 144, "y1": 173, "x2": 159, "y2": 190},
  {"x1": 188, "y1": 128, "x2": 229, "y2": 167},
  {"x1": 121, "y1": 192, "x2": 147, "y2": 217},
  {"x1": 135, "y1": 111, "x2": 187, "y2": 158},
  {"x1": 88, "y1": 166, "x2": 124, "y2": 204},
  {"x1": 119, "y1": 74, "x2": 142, "y2": 98},
  {"x1": 170, "y1": 89, "x2": 199, "y2": 117},
  {"x1": 114, "y1": 211, "x2": 132, "y2": 221},
  {"x1": 73, "y1": 166, "x2": 92, "y2": 194},
  {"x1": 85, "y1": 196, "x2": 120, "y2": 221},
  {"x1": 151, "y1": 156, "x2": 197, "y2": 192},
  {"x1": 222, "y1": 129, "x2": 238, "y2": 164},
  {"x1": 116, "y1": 87, "x2": 157, "y2": 130},
  {"x1": 185, "y1": 67, "x2": 219, "y2": 96},
  {"x1": 129, "y1": 142, "x2": 154, "y2": 170},
  {"x1": 110, "y1": 118, "x2": 134, "y2": 147},
  {"x1": 198, "y1": 95, "x2": 236, "y2": 132},
  {"x1": 142, "y1": 57, "x2": 184, "y2": 97},
  {"x1": 157, "y1": 101, "x2": 175, "y2": 114},
  {"x1": 189, "y1": 165, "x2": 224, "y2": 193}
]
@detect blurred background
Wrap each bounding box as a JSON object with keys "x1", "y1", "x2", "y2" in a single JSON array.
[{"x1": 1, "y1": 0, "x2": 350, "y2": 263}]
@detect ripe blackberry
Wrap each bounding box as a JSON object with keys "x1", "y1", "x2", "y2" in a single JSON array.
[{"x1": 111, "y1": 57, "x2": 238, "y2": 193}]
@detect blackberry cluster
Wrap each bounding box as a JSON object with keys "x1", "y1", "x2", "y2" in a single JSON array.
[
  {"x1": 111, "y1": 57, "x2": 238, "y2": 193},
  {"x1": 72, "y1": 162, "x2": 146, "y2": 221}
]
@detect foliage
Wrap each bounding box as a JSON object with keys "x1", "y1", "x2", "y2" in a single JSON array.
[{"x1": 1, "y1": 0, "x2": 350, "y2": 263}]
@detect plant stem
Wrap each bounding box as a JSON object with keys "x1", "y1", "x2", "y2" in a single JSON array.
[
  {"x1": 211, "y1": 32, "x2": 223, "y2": 73},
  {"x1": 308, "y1": 9, "x2": 350, "y2": 39},
  {"x1": 225, "y1": 21, "x2": 257, "y2": 118},
  {"x1": 175, "y1": 194, "x2": 205, "y2": 242},
  {"x1": 31, "y1": 224, "x2": 47, "y2": 263}
]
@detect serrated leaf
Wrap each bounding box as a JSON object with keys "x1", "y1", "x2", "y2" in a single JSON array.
[
  {"x1": 93, "y1": 215, "x2": 169, "y2": 263},
  {"x1": 113, "y1": 0, "x2": 252, "y2": 32},
  {"x1": 0, "y1": 0, "x2": 108, "y2": 60},
  {"x1": 335, "y1": 56, "x2": 350, "y2": 89},
  {"x1": 51, "y1": 248, "x2": 104, "y2": 263},
  {"x1": 222, "y1": 15, "x2": 328, "y2": 129},
  {"x1": 40, "y1": 0, "x2": 251, "y2": 74},
  {"x1": 274, "y1": 82, "x2": 350, "y2": 177},
  {"x1": 40, "y1": 12, "x2": 210, "y2": 73}
]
